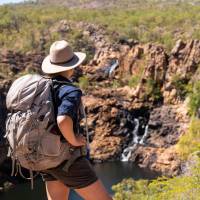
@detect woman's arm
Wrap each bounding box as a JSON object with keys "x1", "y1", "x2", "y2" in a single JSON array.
[{"x1": 57, "y1": 115, "x2": 86, "y2": 147}]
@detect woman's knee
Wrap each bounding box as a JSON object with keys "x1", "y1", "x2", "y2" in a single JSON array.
[
  {"x1": 45, "y1": 181, "x2": 69, "y2": 200},
  {"x1": 75, "y1": 180, "x2": 113, "y2": 200}
]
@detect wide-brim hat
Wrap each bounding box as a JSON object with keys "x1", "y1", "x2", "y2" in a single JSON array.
[{"x1": 42, "y1": 40, "x2": 86, "y2": 74}]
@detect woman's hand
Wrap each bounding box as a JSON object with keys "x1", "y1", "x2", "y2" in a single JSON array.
[{"x1": 71, "y1": 135, "x2": 86, "y2": 147}]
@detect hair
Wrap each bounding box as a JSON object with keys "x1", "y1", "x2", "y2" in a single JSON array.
[
  {"x1": 45, "y1": 68, "x2": 74, "y2": 78},
  {"x1": 46, "y1": 72, "x2": 60, "y2": 78}
]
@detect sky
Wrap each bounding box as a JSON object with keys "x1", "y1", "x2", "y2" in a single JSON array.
[{"x1": 0, "y1": 0, "x2": 29, "y2": 5}]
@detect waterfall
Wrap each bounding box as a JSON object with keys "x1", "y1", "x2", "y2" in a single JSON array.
[
  {"x1": 133, "y1": 119, "x2": 140, "y2": 143},
  {"x1": 121, "y1": 144, "x2": 137, "y2": 162},
  {"x1": 108, "y1": 60, "x2": 119, "y2": 77},
  {"x1": 139, "y1": 125, "x2": 149, "y2": 145},
  {"x1": 121, "y1": 119, "x2": 149, "y2": 162}
]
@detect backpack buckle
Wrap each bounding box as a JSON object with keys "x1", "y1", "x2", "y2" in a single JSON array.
[
  {"x1": 80, "y1": 146, "x2": 87, "y2": 156},
  {"x1": 69, "y1": 146, "x2": 76, "y2": 154}
]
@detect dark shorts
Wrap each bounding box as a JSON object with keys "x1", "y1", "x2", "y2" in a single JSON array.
[{"x1": 40, "y1": 157, "x2": 98, "y2": 189}]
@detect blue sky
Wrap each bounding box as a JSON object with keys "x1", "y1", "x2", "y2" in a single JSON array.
[{"x1": 0, "y1": 0, "x2": 27, "y2": 5}]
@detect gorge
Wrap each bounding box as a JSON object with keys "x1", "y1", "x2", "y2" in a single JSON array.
[{"x1": 0, "y1": 2, "x2": 200, "y2": 198}]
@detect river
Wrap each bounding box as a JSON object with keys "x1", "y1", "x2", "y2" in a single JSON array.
[{"x1": 0, "y1": 161, "x2": 158, "y2": 200}]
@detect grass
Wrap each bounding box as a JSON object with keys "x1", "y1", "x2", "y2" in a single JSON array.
[
  {"x1": 0, "y1": 3, "x2": 200, "y2": 53},
  {"x1": 175, "y1": 80, "x2": 200, "y2": 160},
  {"x1": 176, "y1": 117, "x2": 200, "y2": 160},
  {"x1": 187, "y1": 81, "x2": 200, "y2": 116}
]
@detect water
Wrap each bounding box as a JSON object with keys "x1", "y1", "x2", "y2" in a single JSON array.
[
  {"x1": 139, "y1": 125, "x2": 149, "y2": 145},
  {"x1": 0, "y1": 161, "x2": 158, "y2": 200},
  {"x1": 108, "y1": 60, "x2": 119, "y2": 77},
  {"x1": 121, "y1": 118, "x2": 149, "y2": 162}
]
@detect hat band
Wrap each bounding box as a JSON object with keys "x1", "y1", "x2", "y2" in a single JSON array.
[{"x1": 50, "y1": 55, "x2": 74, "y2": 65}]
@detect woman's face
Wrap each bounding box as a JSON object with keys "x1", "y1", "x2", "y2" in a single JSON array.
[
  {"x1": 67, "y1": 69, "x2": 74, "y2": 78},
  {"x1": 61, "y1": 68, "x2": 74, "y2": 79}
]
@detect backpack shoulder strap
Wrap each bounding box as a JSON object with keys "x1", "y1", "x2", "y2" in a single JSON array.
[{"x1": 51, "y1": 78, "x2": 89, "y2": 147}]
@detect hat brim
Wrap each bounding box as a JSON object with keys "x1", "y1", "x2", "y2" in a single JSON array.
[{"x1": 42, "y1": 52, "x2": 86, "y2": 74}]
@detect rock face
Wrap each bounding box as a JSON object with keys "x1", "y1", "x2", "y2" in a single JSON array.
[
  {"x1": 82, "y1": 94, "x2": 150, "y2": 161},
  {"x1": 0, "y1": 80, "x2": 11, "y2": 166},
  {"x1": 0, "y1": 21, "x2": 199, "y2": 177},
  {"x1": 163, "y1": 40, "x2": 200, "y2": 104},
  {"x1": 147, "y1": 104, "x2": 189, "y2": 148},
  {"x1": 0, "y1": 51, "x2": 44, "y2": 76},
  {"x1": 131, "y1": 104, "x2": 189, "y2": 175},
  {"x1": 82, "y1": 87, "x2": 189, "y2": 175},
  {"x1": 78, "y1": 29, "x2": 198, "y2": 175}
]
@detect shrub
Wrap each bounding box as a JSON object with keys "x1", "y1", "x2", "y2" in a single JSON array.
[
  {"x1": 188, "y1": 81, "x2": 200, "y2": 116},
  {"x1": 77, "y1": 75, "x2": 89, "y2": 90},
  {"x1": 171, "y1": 74, "x2": 190, "y2": 100},
  {"x1": 112, "y1": 179, "x2": 150, "y2": 200},
  {"x1": 128, "y1": 62, "x2": 145, "y2": 88},
  {"x1": 144, "y1": 78, "x2": 162, "y2": 102},
  {"x1": 113, "y1": 157, "x2": 200, "y2": 200},
  {"x1": 128, "y1": 75, "x2": 140, "y2": 88},
  {"x1": 177, "y1": 117, "x2": 200, "y2": 160},
  {"x1": 111, "y1": 79, "x2": 121, "y2": 89}
]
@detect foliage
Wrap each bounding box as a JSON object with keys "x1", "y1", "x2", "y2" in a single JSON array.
[
  {"x1": 128, "y1": 60, "x2": 146, "y2": 89},
  {"x1": 111, "y1": 79, "x2": 122, "y2": 89},
  {"x1": 171, "y1": 75, "x2": 192, "y2": 100},
  {"x1": 77, "y1": 75, "x2": 89, "y2": 90},
  {"x1": 128, "y1": 75, "x2": 141, "y2": 88},
  {"x1": 177, "y1": 117, "x2": 200, "y2": 160},
  {"x1": 128, "y1": 62, "x2": 145, "y2": 88},
  {"x1": 113, "y1": 179, "x2": 150, "y2": 200},
  {"x1": 1, "y1": 3, "x2": 200, "y2": 52},
  {"x1": 142, "y1": 78, "x2": 162, "y2": 102},
  {"x1": 187, "y1": 81, "x2": 200, "y2": 116},
  {"x1": 113, "y1": 158, "x2": 200, "y2": 200}
]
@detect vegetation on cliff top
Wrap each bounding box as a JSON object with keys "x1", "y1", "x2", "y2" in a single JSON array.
[{"x1": 1, "y1": 2, "x2": 200, "y2": 52}]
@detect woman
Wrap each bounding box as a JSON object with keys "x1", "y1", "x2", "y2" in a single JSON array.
[{"x1": 41, "y1": 40, "x2": 112, "y2": 200}]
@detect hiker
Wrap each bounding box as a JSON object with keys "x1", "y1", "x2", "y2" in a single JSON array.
[{"x1": 41, "y1": 40, "x2": 113, "y2": 200}]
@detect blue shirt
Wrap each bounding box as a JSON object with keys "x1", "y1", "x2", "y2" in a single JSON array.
[{"x1": 52, "y1": 75, "x2": 83, "y2": 134}]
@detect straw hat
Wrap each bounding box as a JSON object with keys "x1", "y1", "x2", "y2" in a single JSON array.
[{"x1": 42, "y1": 40, "x2": 86, "y2": 74}]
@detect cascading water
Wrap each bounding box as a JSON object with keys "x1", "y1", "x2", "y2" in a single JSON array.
[
  {"x1": 133, "y1": 119, "x2": 140, "y2": 143},
  {"x1": 108, "y1": 60, "x2": 119, "y2": 77},
  {"x1": 139, "y1": 125, "x2": 149, "y2": 145},
  {"x1": 121, "y1": 119, "x2": 149, "y2": 162}
]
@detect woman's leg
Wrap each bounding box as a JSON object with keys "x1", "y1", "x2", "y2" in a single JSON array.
[
  {"x1": 75, "y1": 179, "x2": 113, "y2": 200},
  {"x1": 45, "y1": 180, "x2": 70, "y2": 200}
]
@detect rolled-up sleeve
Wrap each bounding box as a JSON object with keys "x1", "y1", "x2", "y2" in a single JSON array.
[{"x1": 57, "y1": 87, "x2": 82, "y2": 120}]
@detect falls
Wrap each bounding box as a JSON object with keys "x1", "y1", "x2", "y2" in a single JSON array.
[
  {"x1": 139, "y1": 125, "x2": 149, "y2": 145},
  {"x1": 121, "y1": 118, "x2": 149, "y2": 162},
  {"x1": 108, "y1": 60, "x2": 119, "y2": 77},
  {"x1": 133, "y1": 119, "x2": 140, "y2": 143}
]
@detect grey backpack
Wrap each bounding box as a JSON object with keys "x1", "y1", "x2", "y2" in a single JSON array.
[{"x1": 5, "y1": 74, "x2": 88, "y2": 188}]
